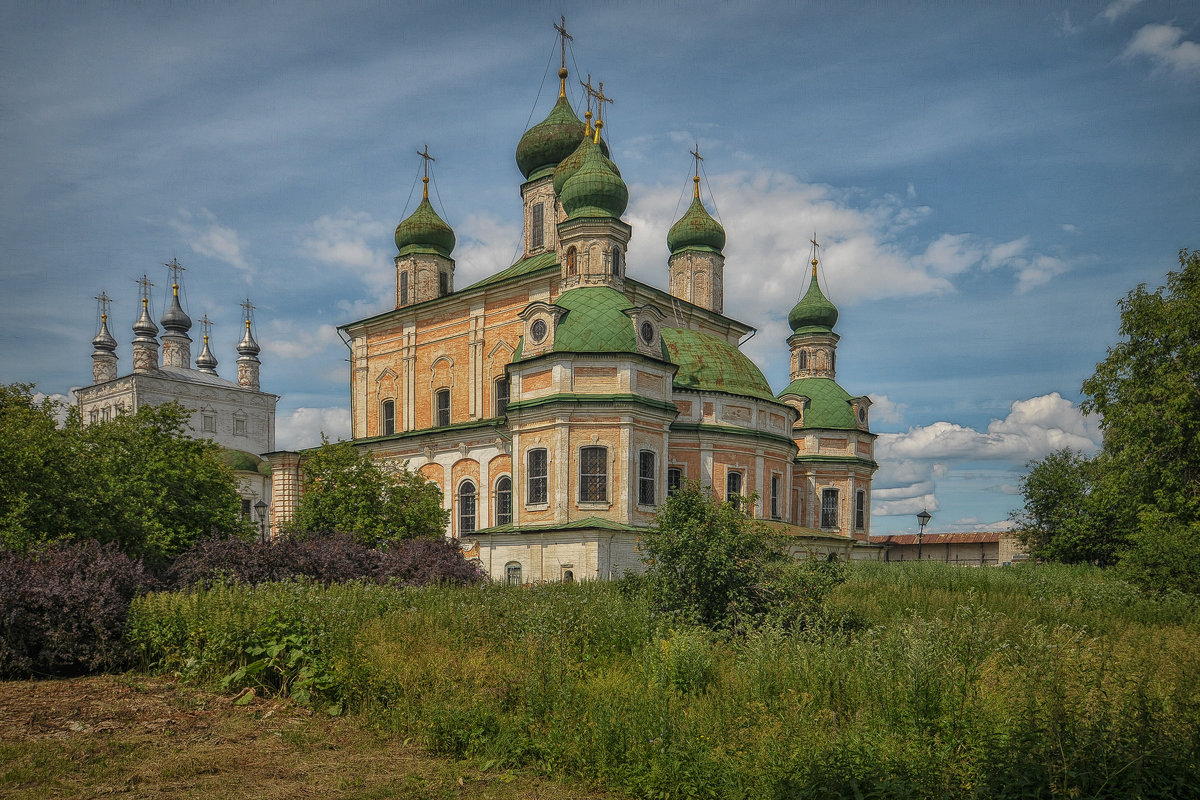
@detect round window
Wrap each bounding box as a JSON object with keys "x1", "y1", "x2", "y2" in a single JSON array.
[
  {"x1": 858, "y1": 406, "x2": 866, "y2": 422},
  {"x1": 640, "y1": 321, "x2": 654, "y2": 345},
  {"x1": 530, "y1": 319, "x2": 548, "y2": 344}
]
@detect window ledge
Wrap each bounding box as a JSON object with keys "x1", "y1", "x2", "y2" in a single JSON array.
[
  {"x1": 578, "y1": 501, "x2": 612, "y2": 510},
  {"x1": 525, "y1": 503, "x2": 550, "y2": 512}
]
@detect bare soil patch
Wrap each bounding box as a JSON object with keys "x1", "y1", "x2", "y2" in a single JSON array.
[{"x1": 0, "y1": 676, "x2": 606, "y2": 800}]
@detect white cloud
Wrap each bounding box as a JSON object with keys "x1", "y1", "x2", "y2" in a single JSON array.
[
  {"x1": 275, "y1": 406, "x2": 351, "y2": 451},
  {"x1": 454, "y1": 212, "x2": 522, "y2": 288},
  {"x1": 262, "y1": 320, "x2": 342, "y2": 360},
  {"x1": 1123, "y1": 24, "x2": 1200, "y2": 76},
  {"x1": 867, "y1": 394, "x2": 906, "y2": 424},
  {"x1": 170, "y1": 208, "x2": 251, "y2": 273},
  {"x1": 300, "y1": 213, "x2": 391, "y2": 294},
  {"x1": 1100, "y1": 0, "x2": 1143, "y2": 22}
]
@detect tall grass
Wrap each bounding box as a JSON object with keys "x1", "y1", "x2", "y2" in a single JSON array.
[{"x1": 129, "y1": 564, "x2": 1200, "y2": 799}]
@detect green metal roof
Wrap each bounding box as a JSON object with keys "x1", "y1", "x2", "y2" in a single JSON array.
[
  {"x1": 515, "y1": 94, "x2": 586, "y2": 179},
  {"x1": 661, "y1": 327, "x2": 776, "y2": 402},
  {"x1": 777, "y1": 376, "x2": 858, "y2": 429},
  {"x1": 551, "y1": 286, "x2": 637, "y2": 353},
  {"x1": 218, "y1": 448, "x2": 270, "y2": 474},
  {"x1": 462, "y1": 251, "x2": 558, "y2": 291},
  {"x1": 395, "y1": 197, "x2": 455, "y2": 258},
  {"x1": 788, "y1": 273, "x2": 838, "y2": 333},
  {"x1": 667, "y1": 193, "x2": 725, "y2": 254},
  {"x1": 560, "y1": 138, "x2": 628, "y2": 220}
]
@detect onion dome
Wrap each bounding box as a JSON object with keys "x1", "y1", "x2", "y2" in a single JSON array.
[
  {"x1": 133, "y1": 298, "x2": 159, "y2": 339},
  {"x1": 196, "y1": 335, "x2": 218, "y2": 373},
  {"x1": 661, "y1": 327, "x2": 776, "y2": 402},
  {"x1": 161, "y1": 285, "x2": 192, "y2": 333},
  {"x1": 92, "y1": 314, "x2": 117, "y2": 353},
  {"x1": 237, "y1": 319, "x2": 261, "y2": 357},
  {"x1": 560, "y1": 137, "x2": 628, "y2": 220},
  {"x1": 788, "y1": 259, "x2": 839, "y2": 333},
  {"x1": 667, "y1": 176, "x2": 726, "y2": 254},
  {"x1": 395, "y1": 178, "x2": 456, "y2": 258},
  {"x1": 516, "y1": 69, "x2": 586, "y2": 180},
  {"x1": 553, "y1": 124, "x2": 619, "y2": 197}
]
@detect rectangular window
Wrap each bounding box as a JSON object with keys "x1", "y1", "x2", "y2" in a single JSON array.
[
  {"x1": 726, "y1": 470, "x2": 743, "y2": 508},
  {"x1": 435, "y1": 388, "x2": 450, "y2": 427},
  {"x1": 855, "y1": 490, "x2": 866, "y2": 530},
  {"x1": 579, "y1": 446, "x2": 608, "y2": 503},
  {"x1": 638, "y1": 450, "x2": 656, "y2": 506},
  {"x1": 527, "y1": 449, "x2": 548, "y2": 505},
  {"x1": 241, "y1": 498, "x2": 252, "y2": 518},
  {"x1": 202, "y1": 413, "x2": 216, "y2": 433},
  {"x1": 233, "y1": 417, "x2": 246, "y2": 437},
  {"x1": 438, "y1": 271, "x2": 448, "y2": 296},
  {"x1": 667, "y1": 467, "x2": 682, "y2": 497},
  {"x1": 531, "y1": 203, "x2": 544, "y2": 250},
  {"x1": 821, "y1": 488, "x2": 839, "y2": 529},
  {"x1": 771, "y1": 475, "x2": 781, "y2": 519},
  {"x1": 495, "y1": 377, "x2": 510, "y2": 417},
  {"x1": 381, "y1": 400, "x2": 395, "y2": 436},
  {"x1": 400, "y1": 271, "x2": 409, "y2": 306},
  {"x1": 506, "y1": 562, "x2": 522, "y2": 586},
  {"x1": 89, "y1": 409, "x2": 98, "y2": 424}
]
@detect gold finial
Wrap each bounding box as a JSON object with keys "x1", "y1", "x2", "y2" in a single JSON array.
[
  {"x1": 690, "y1": 144, "x2": 704, "y2": 200},
  {"x1": 582, "y1": 78, "x2": 613, "y2": 143},
  {"x1": 554, "y1": 16, "x2": 572, "y2": 96},
  {"x1": 810, "y1": 234, "x2": 821, "y2": 278},
  {"x1": 136, "y1": 274, "x2": 154, "y2": 309},
  {"x1": 417, "y1": 145, "x2": 435, "y2": 200},
  {"x1": 95, "y1": 291, "x2": 112, "y2": 324}
]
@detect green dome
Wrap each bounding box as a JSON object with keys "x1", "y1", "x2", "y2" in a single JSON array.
[
  {"x1": 516, "y1": 94, "x2": 586, "y2": 180},
  {"x1": 661, "y1": 327, "x2": 776, "y2": 402},
  {"x1": 218, "y1": 448, "x2": 265, "y2": 473},
  {"x1": 560, "y1": 138, "x2": 628, "y2": 220},
  {"x1": 788, "y1": 272, "x2": 839, "y2": 333},
  {"x1": 395, "y1": 196, "x2": 455, "y2": 257},
  {"x1": 553, "y1": 131, "x2": 617, "y2": 196},
  {"x1": 667, "y1": 192, "x2": 725, "y2": 254},
  {"x1": 777, "y1": 377, "x2": 857, "y2": 429},
  {"x1": 551, "y1": 287, "x2": 639, "y2": 353}
]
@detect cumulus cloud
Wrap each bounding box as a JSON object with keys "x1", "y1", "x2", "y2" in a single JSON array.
[
  {"x1": 867, "y1": 394, "x2": 906, "y2": 424},
  {"x1": 261, "y1": 319, "x2": 342, "y2": 360},
  {"x1": 300, "y1": 212, "x2": 391, "y2": 294},
  {"x1": 1100, "y1": 0, "x2": 1143, "y2": 22},
  {"x1": 454, "y1": 212, "x2": 522, "y2": 288},
  {"x1": 275, "y1": 406, "x2": 351, "y2": 451},
  {"x1": 1123, "y1": 24, "x2": 1200, "y2": 76},
  {"x1": 871, "y1": 393, "x2": 1102, "y2": 522},
  {"x1": 170, "y1": 208, "x2": 251, "y2": 273}
]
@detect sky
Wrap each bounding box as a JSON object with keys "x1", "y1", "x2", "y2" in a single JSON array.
[{"x1": 2, "y1": 0, "x2": 1197, "y2": 535}]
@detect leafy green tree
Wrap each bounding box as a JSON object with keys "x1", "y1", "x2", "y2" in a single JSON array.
[
  {"x1": 640, "y1": 480, "x2": 842, "y2": 632},
  {"x1": 289, "y1": 437, "x2": 447, "y2": 546},
  {"x1": 1012, "y1": 449, "x2": 1127, "y2": 564}
]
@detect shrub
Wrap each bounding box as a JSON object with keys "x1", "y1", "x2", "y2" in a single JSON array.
[
  {"x1": 0, "y1": 540, "x2": 149, "y2": 677},
  {"x1": 377, "y1": 537, "x2": 485, "y2": 586}
]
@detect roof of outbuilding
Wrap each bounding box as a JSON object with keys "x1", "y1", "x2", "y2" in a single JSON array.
[{"x1": 778, "y1": 376, "x2": 858, "y2": 429}]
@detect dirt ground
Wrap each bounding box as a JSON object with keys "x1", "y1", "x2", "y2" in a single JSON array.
[{"x1": 0, "y1": 676, "x2": 607, "y2": 800}]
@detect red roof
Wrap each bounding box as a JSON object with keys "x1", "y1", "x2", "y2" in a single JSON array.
[{"x1": 873, "y1": 531, "x2": 1009, "y2": 545}]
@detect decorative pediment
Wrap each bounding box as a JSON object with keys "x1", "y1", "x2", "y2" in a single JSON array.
[
  {"x1": 517, "y1": 301, "x2": 569, "y2": 359},
  {"x1": 623, "y1": 304, "x2": 668, "y2": 359}
]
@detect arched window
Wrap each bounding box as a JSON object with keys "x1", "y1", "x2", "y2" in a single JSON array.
[
  {"x1": 527, "y1": 448, "x2": 548, "y2": 505},
  {"x1": 579, "y1": 446, "x2": 608, "y2": 503},
  {"x1": 638, "y1": 450, "x2": 655, "y2": 506},
  {"x1": 566, "y1": 246, "x2": 578, "y2": 275},
  {"x1": 505, "y1": 561, "x2": 522, "y2": 586},
  {"x1": 563, "y1": 570, "x2": 574, "y2": 583},
  {"x1": 458, "y1": 481, "x2": 476, "y2": 535},
  {"x1": 726, "y1": 470, "x2": 743, "y2": 508},
  {"x1": 821, "y1": 488, "x2": 839, "y2": 529},
  {"x1": 435, "y1": 388, "x2": 450, "y2": 427},
  {"x1": 667, "y1": 467, "x2": 682, "y2": 497},
  {"x1": 611, "y1": 246, "x2": 622, "y2": 275},
  {"x1": 495, "y1": 475, "x2": 512, "y2": 526},
  {"x1": 381, "y1": 399, "x2": 395, "y2": 436}
]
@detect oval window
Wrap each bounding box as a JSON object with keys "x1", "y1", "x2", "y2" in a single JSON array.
[
  {"x1": 640, "y1": 321, "x2": 654, "y2": 344},
  {"x1": 530, "y1": 319, "x2": 548, "y2": 344}
]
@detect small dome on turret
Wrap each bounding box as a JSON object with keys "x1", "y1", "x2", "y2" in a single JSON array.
[
  {"x1": 516, "y1": 71, "x2": 586, "y2": 180},
  {"x1": 161, "y1": 287, "x2": 192, "y2": 333},
  {"x1": 553, "y1": 127, "x2": 618, "y2": 197},
  {"x1": 133, "y1": 299, "x2": 158, "y2": 338},
  {"x1": 92, "y1": 315, "x2": 117, "y2": 352},
  {"x1": 559, "y1": 137, "x2": 628, "y2": 220},
  {"x1": 395, "y1": 178, "x2": 455, "y2": 258},
  {"x1": 237, "y1": 320, "x2": 261, "y2": 357},
  {"x1": 668, "y1": 178, "x2": 726, "y2": 254},
  {"x1": 195, "y1": 337, "x2": 218, "y2": 373},
  {"x1": 788, "y1": 262, "x2": 839, "y2": 333}
]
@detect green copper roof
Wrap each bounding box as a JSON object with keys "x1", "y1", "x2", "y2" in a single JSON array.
[
  {"x1": 462, "y1": 251, "x2": 558, "y2": 291},
  {"x1": 395, "y1": 197, "x2": 455, "y2": 257},
  {"x1": 553, "y1": 132, "x2": 619, "y2": 196},
  {"x1": 551, "y1": 286, "x2": 638, "y2": 353},
  {"x1": 777, "y1": 376, "x2": 857, "y2": 429},
  {"x1": 218, "y1": 448, "x2": 269, "y2": 474},
  {"x1": 788, "y1": 273, "x2": 838, "y2": 333},
  {"x1": 661, "y1": 327, "x2": 776, "y2": 402},
  {"x1": 516, "y1": 94, "x2": 586, "y2": 179},
  {"x1": 560, "y1": 138, "x2": 628, "y2": 220},
  {"x1": 667, "y1": 193, "x2": 726, "y2": 254}
]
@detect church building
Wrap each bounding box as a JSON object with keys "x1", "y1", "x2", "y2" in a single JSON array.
[{"x1": 268, "y1": 41, "x2": 881, "y2": 580}]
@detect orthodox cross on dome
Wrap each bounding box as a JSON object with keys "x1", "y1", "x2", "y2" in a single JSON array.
[
  {"x1": 165, "y1": 257, "x2": 185, "y2": 287},
  {"x1": 809, "y1": 234, "x2": 821, "y2": 278},
  {"x1": 240, "y1": 296, "x2": 256, "y2": 329},
  {"x1": 584, "y1": 80, "x2": 614, "y2": 141},
  {"x1": 580, "y1": 73, "x2": 595, "y2": 130},
  {"x1": 94, "y1": 290, "x2": 112, "y2": 323},
  {"x1": 200, "y1": 314, "x2": 213, "y2": 340},
  {"x1": 554, "y1": 16, "x2": 572, "y2": 73},
  {"x1": 136, "y1": 273, "x2": 154, "y2": 306},
  {"x1": 416, "y1": 144, "x2": 435, "y2": 199},
  {"x1": 690, "y1": 143, "x2": 704, "y2": 198}
]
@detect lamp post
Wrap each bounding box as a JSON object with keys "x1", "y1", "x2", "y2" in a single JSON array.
[
  {"x1": 916, "y1": 509, "x2": 931, "y2": 561},
  {"x1": 254, "y1": 499, "x2": 268, "y2": 544}
]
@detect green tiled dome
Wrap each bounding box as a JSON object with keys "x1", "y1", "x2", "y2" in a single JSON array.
[
  {"x1": 661, "y1": 327, "x2": 776, "y2": 402},
  {"x1": 788, "y1": 272, "x2": 838, "y2": 333},
  {"x1": 218, "y1": 448, "x2": 264, "y2": 473},
  {"x1": 667, "y1": 192, "x2": 725, "y2": 254},
  {"x1": 553, "y1": 132, "x2": 618, "y2": 196},
  {"x1": 552, "y1": 287, "x2": 638, "y2": 353},
  {"x1": 516, "y1": 94, "x2": 586, "y2": 180},
  {"x1": 560, "y1": 138, "x2": 628, "y2": 220},
  {"x1": 395, "y1": 197, "x2": 455, "y2": 257},
  {"x1": 777, "y1": 376, "x2": 857, "y2": 429}
]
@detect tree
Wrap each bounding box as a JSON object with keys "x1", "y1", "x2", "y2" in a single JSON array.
[
  {"x1": 289, "y1": 437, "x2": 447, "y2": 546},
  {"x1": 640, "y1": 480, "x2": 842, "y2": 633},
  {"x1": 1012, "y1": 449, "x2": 1126, "y2": 564}
]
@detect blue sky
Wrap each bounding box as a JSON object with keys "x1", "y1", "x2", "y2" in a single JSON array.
[{"x1": 2, "y1": 1, "x2": 1197, "y2": 534}]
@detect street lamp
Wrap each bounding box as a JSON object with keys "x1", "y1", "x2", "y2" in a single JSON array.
[
  {"x1": 254, "y1": 499, "x2": 268, "y2": 544},
  {"x1": 916, "y1": 509, "x2": 931, "y2": 561}
]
